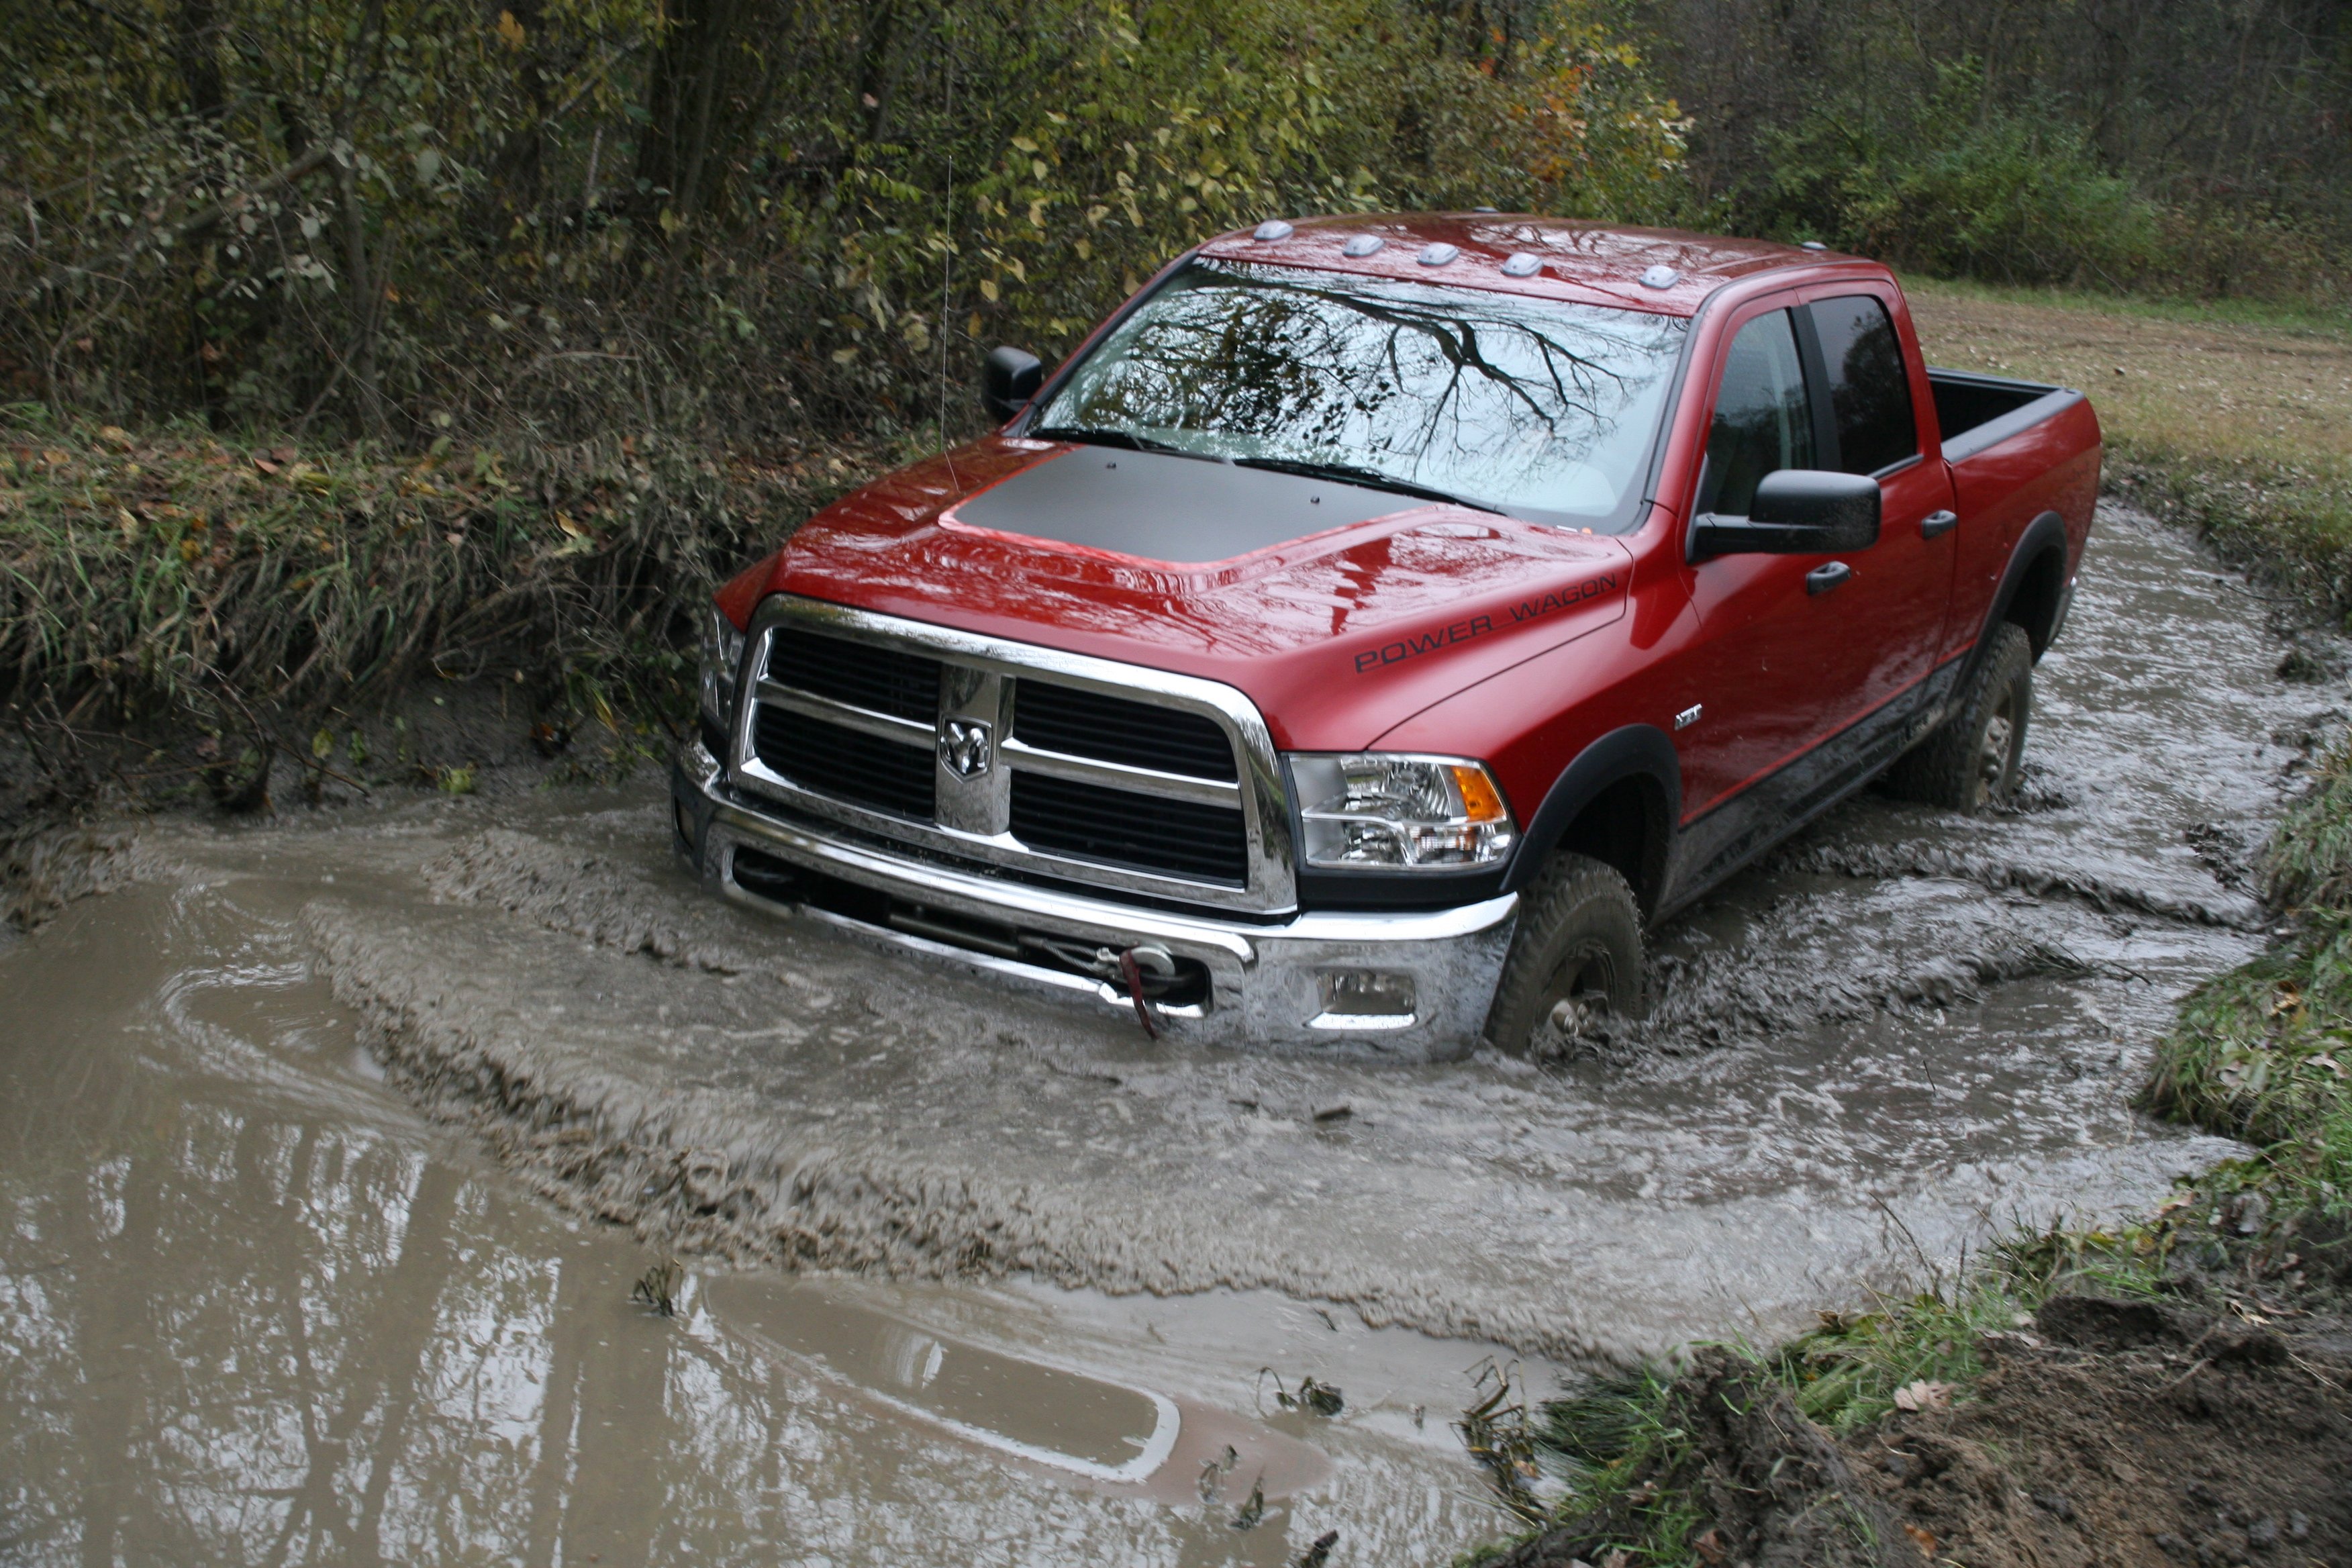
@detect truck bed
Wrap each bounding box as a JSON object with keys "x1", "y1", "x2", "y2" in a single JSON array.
[{"x1": 1929, "y1": 366, "x2": 2086, "y2": 464}]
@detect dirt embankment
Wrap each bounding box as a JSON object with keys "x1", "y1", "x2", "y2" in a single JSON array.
[{"x1": 1495, "y1": 1277, "x2": 2352, "y2": 1568}]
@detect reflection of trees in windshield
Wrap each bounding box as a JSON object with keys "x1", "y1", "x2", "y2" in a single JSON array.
[{"x1": 1036, "y1": 262, "x2": 1686, "y2": 524}]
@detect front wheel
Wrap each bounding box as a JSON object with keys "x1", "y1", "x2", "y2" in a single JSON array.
[
  {"x1": 1484, "y1": 852, "x2": 1645, "y2": 1056},
  {"x1": 1883, "y1": 623, "x2": 2035, "y2": 813}
]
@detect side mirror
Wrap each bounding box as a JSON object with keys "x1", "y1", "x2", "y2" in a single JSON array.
[
  {"x1": 982, "y1": 346, "x2": 1043, "y2": 422},
  {"x1": 1690, "y1": 469, "x2": 1881, "y2": 559}
]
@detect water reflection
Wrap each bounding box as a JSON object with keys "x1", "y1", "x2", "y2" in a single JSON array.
[{"x1": 0, "y1": 886, "x2": 1500, "y2": 1567}]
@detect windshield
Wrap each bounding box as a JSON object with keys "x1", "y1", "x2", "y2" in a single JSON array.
[{"x1": 1029, "y1": 259, "x2": 1687, "y2": 530}]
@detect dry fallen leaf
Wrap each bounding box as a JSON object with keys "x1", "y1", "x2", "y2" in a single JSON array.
[
  {"x1": 1903, "y1": 1521, "x2": 1939, "y2": 1557},
  {"x1": 1892, "y1": 1379, "x2": 1953, "y2": 1412}
]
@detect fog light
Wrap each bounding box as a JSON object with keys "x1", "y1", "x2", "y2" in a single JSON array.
[{"x1": 1312, "y1": 970, "x2": 1416, "y2": 1030}]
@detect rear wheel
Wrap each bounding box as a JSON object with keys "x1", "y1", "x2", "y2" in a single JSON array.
[
  {"x1": 1883, "y1": 622, "x2": 2035, "y2": 813},
  {"x1": 1485, "y1": 852, "x2": 1645, "y2": 1056}
]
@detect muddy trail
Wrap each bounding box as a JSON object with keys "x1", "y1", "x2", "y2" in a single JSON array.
[{"x1": 0, "y1": 504, "x2": 2329, "y2": 1565}]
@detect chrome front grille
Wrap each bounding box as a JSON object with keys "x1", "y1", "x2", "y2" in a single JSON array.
[{"x1": 729, "y1": 596, "x2": 1295, "y2": 913}]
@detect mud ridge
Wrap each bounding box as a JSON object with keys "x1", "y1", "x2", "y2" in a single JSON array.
[
  {"x1": 1585, "y1": 929, "x2": 2102, "y2": 1059},
  {"x1": 303, "y1": 897, "x2": 985, "y2": 1275},
  {"x1": 2, "y1": 818, "x2": 157, "y2": 930},
  {"x1": 424, "y1": 827, "x2": 756, "y2": 975},
  {"x1": 1777, "y1": 839, "x2": 2268, "y2": 929}
]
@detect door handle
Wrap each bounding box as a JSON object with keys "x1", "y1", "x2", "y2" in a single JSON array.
[
  {"x1": 1921, "y1": 509, "x2": 1958, "y2": 540},
  {"x1": 1806, "y1": 561, "x2": 1853, "y2": 595}
]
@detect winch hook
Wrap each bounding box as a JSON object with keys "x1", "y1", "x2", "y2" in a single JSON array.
[{"x1": 1104, "y1": 944, "x2": 1175, "y2": 1038}]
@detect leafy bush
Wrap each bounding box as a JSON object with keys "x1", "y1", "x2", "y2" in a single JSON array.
[
  {"x1": 1644, "y1": 0, "x2": 2352, "y2": 304},
  {"x1": 1749, "y1": 61, "x2": 2166, "y2": 287}
]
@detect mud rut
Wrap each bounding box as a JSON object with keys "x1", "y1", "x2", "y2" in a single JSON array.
[{"x1": 0, "y1": 503, "x2": 2326, "y2": 1566}]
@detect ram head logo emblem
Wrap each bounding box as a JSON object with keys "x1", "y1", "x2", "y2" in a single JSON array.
[{"x1": 938, "y1": 717, "x2": 994, "y2": 779}]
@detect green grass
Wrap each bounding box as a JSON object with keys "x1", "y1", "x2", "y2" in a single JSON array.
[
  {"x1": 1904, "y1": 279, "x2": 2352, "y2": 624},
  {"x1": 2106, "y1": 444, "x2": 2352, "y2": 626},
  {"x1": 2142, "y1": 740, "x2": 2352, "y2": 1205}
]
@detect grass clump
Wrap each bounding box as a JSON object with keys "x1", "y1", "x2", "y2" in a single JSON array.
[
  {"x1": 2143, "y1": 740, "x2": 2352, "y2": 1206},
  {"x1": 0, "y1": 403, "x2": 861, "y2": 793},
  {"x1": 1459, "y1": 1242, "x2": 2124, "y2": 1568}
]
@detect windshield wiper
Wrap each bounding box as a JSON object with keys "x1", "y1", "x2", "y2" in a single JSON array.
[
  {"x1": 1029, "y1": 426, "x2": 1195, "y2": 457},
  {"x1": 1230, "y1": 456, "x2": 1504, "y2": 514}
]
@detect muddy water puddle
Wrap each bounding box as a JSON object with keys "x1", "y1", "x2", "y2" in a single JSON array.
[
  {"x1": 0, "y1": 505, "x2": 2328, "y2": 1564},
  {"x1": 0, "y1": 877, "x2": 1508, "y2": 1565}
]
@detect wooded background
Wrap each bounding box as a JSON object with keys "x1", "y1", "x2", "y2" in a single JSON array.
[{"x1": 2, "y1": 0, "x2": 2345, "y2": 448}]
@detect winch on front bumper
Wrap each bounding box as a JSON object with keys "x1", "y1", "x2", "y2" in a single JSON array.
[{"x1": 670, "y1": 738, "x2": 1518, "y2": 1056}]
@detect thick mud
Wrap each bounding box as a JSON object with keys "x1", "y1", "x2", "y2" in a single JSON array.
[{"x1": 0, "y1": 503, "x2": 2330, "y2": 1564}]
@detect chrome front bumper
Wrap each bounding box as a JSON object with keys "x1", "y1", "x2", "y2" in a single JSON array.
[{"x1": 671, "y1": 742, "x2": 1518, "y2": 1057}]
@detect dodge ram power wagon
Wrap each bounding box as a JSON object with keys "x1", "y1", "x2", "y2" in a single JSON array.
[{"x1": 671, "y1": 215, "x2": 2100, "y2": 1057}]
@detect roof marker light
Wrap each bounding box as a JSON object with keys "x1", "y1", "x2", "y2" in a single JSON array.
[
  {"x1": 1418, "y1": 243, "x2": 1461, "y2": 266},
  {"x1": 1342, "y1": 234, "x2": 1385, "y2": 258},
  {"x1": 1639, "y1": 264, "x2": 1680, "y2": 289},
  {"x1": 1253, "y1": 219, "x2": 1295, "y2": 242},
  {"x1": 1500, "y1": 252, "x2": 1542, "y2": 278},
  {"x1": 1800, "y1": 240, "x2": 1828, "y2": 251}
]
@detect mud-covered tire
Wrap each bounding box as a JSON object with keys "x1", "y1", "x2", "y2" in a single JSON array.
[
  {"x1": 1484, "y1": 852, "x2": 1645, "y2": 1055},
  {"x1": 1883, "y1": 622, "x2": 2035, "y2": 813}
]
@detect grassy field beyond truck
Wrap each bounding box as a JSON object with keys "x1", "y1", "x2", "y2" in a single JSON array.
[{"x1": 1907, "y1": 279, "x2": 2352, "y2": 621}]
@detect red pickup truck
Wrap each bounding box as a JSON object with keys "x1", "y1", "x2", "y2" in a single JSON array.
[{"x1": 673, "y1": 215, "x2": 2099, "y2": 1057}]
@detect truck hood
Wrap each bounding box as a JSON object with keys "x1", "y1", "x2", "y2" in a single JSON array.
[{"x1": 722, "y1": 436, "x2": 1632, "y2": 752}]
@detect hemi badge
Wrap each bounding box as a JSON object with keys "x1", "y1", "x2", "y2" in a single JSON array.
[{"x1": 1674, "y1": 704, "x2": 1703, "y2": 731}]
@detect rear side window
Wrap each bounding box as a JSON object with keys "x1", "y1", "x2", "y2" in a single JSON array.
[
  {"x1": 1698, "y1": 309, "x2": 1815, "y2": 518},
  {"x1": 1810, "y1": 295, "x2": 1917, "y2": 475}
]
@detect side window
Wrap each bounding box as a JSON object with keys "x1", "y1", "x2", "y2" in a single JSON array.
[
  {"x1": 1697, "y1": 309, "x2": 1814, "y2": 518},
  {"x1": 1810, "y1": 294, "x2": 1917, "y2": 475}
]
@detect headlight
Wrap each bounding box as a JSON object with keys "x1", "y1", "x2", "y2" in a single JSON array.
[
  {"x1": 699, "y1": 604, "x2": 746, "y2": 732},
  {"x1": 1290, "y1": 753, "x2": 1517, "y2": 869}
]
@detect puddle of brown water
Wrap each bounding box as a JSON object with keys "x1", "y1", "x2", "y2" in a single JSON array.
[
  {"x1": 0, "y1": 503, "x2": 2331, "y2": 1565},
  {"x1": 0, "y1": 879, "x2": 1524, "y2": 1566}
]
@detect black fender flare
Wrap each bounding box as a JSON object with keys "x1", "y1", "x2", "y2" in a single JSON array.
[
  {"x1": 1504, "y1": 723, "x2": 1681, "y2": 914},
  {"x1": 1964, "y1": 510, "x2": 2071, "y2": 680}
]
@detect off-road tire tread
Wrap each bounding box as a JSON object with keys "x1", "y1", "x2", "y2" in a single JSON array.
[
  {"x1": 1883, "y1": 622, "x2": 2035, "y2": 812},
  {"x1": 1484, "y1": 851, "x2": 1645, "y2": 1052}
]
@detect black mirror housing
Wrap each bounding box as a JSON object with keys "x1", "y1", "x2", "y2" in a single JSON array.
[
  {"x1": 1690, "y1": 469, "x2": 1881, "y2": 559},
  {"x1": 982, "y1": 346, "x2": 1043, "y2": 422}
]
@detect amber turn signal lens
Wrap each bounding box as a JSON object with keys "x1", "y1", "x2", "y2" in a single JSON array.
[{"x1": 1448, "y1": 763, "x2": 1507, "y2": 823}]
